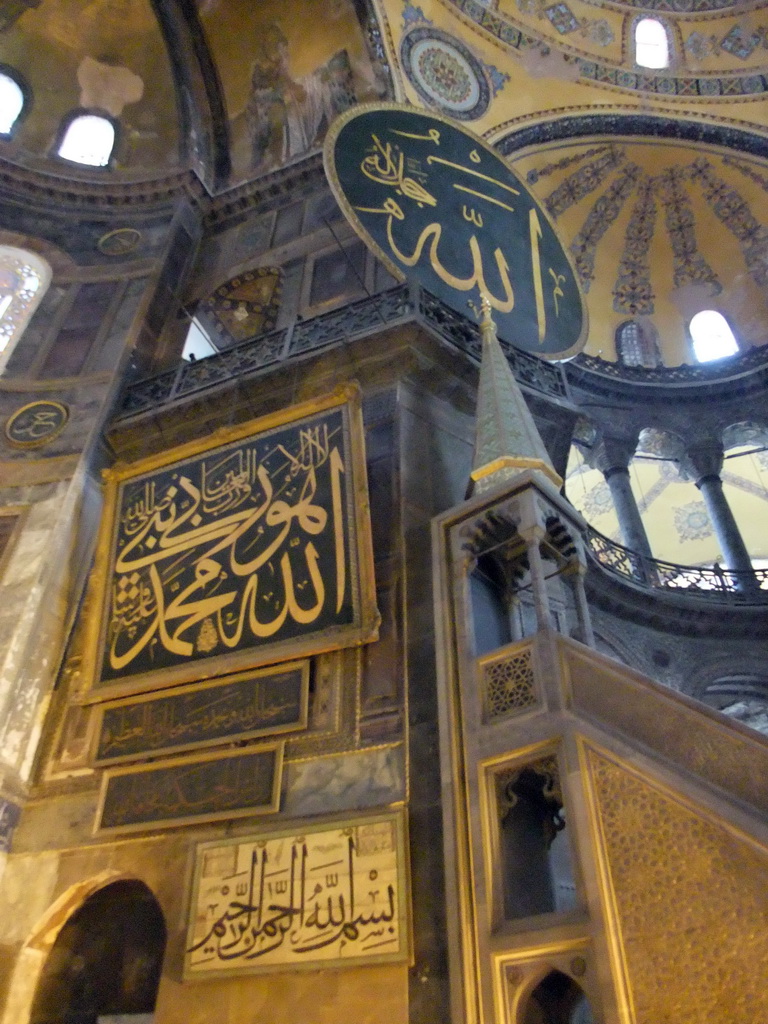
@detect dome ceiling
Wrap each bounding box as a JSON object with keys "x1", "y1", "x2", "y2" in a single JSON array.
[
  {"x1": 1, "y1": 0, "x2": 767, "y2": 264},
  {"x1": 508, "y1": 134, "x2": 768, "y2": 363},
  {"x1": 0, "y1": 0, "x2": 181, "y2": 174},
  {"x1": 0, "y1": 0, "x2": 387, "y2": 186},
  {"x1": 431, "y1": 0, "x2": 768, "y2": 100}
]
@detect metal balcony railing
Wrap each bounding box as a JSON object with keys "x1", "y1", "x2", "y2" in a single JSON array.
[
  {"x1": 571, "y1": 346, "x2": 768, "y2": 386},
  {"x1": 114, "y1": 284, "x2": 569, "y2": 420},
  {"x1": 585, "y1": 526, "x2": 768, "y2": 605}
]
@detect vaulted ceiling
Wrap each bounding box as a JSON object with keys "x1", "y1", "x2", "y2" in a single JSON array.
[{"x1": 1, "y1": 0, "x2": 767, "y2": 363}]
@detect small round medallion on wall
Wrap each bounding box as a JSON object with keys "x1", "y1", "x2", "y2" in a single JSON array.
[
  {"x1": 97, "y1": 227, "x2": 142, "y2": 257},
  {"x1": 5, "y1": 400, "x2": 69, "y2": 448},
  {"x1": 400, "y1": 27, "x2": 490, "y2": 120}
]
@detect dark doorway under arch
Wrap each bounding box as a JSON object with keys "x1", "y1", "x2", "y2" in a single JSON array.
[
  {"x1": 30, "y1": 879, "x2": 166, "y2": 1024},
  {"x1": 521, "y1": 970, "x2": 594, "y2": 1024}
]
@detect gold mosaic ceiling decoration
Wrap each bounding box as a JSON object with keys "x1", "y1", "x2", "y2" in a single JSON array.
[
  {"x1": 0, "y1": 0, "x2": 180, "y2": 172},
  {"x1": 509, "y1": 137, "x2": 768, "y2": 364},
  {"x1": 435, "y1": 0, "x2": 768, "y2": 98}
]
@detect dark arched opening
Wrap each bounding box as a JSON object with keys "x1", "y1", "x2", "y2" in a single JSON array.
[
  {"x1": 30, "y1": 879, "x2": 166, "y2": 1024},
  {"x1": 521, "y1": 970, "x2": 594, "y2": 1024}
]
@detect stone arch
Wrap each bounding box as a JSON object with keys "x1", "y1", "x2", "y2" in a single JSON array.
[
  {"x1": 2, "y1": 870, "x2": 165, "y2": 1024},
  {"x1": 722, "y1": 420, "x2": 768, "y2": 453},
  {"x1": 690, "y1": 655, "x2": 768, "y2": 737},
  {"x1": 517, "y1": 967, "x2": 594, "y2": 1023},
  {"x1": 508, "y1": 963, "x2": 594, "y2": 1024}
]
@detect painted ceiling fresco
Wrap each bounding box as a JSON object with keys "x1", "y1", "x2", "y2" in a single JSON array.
[
  {"x1": 508, "y1": 137, "x2": 768, "y2": 363},
  {"x1": 372, "y1": 0, "x2": 768, "y2": 363},
  {"x1": 566, "y1": 442, "x2": 768, "y2": 566},
  {"x1": 0, "y1": 0, "x2": 180, "y2": 172},
  {"x1": 451, "y1": 0, "x2": 768, "y2": 72},
  {"x1": 199, "y1": 0, "x2": 387, "y2": 184},
  {"x1": 375, "y1": 0, "x2": 768, "y2": 156}
]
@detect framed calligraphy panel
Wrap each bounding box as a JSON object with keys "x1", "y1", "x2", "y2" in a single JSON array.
[
  {"x1": 92, "y1": 660, "x2": 309, "y2": 765},
  {"x1": 83, "y1": 386, "x2": 378, "y2": 700},
  {"x1": 95, "y1": 742, "x2": 283, "y2": 835},
  {"x1": 325, "y1": 104, "x2": 587, "y2": 359},
  {"x1": 184, "y1": 811, "x2": 409, "y2": 977}
]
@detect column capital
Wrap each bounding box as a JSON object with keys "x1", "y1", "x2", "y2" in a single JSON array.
[
  {"x1": 518, "y1": 523, "x2": 547, "y2": 545},
  {"x1": 679, "y1": 440, "x2": 724, "y2": 484},
  {"x1": 583, "y1": 434, "x2": 638, "y2": 475}
]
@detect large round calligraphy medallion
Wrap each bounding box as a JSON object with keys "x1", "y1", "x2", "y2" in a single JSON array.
[{"x1": 324, "y1": 104, "x2": 586, "y2": 359}]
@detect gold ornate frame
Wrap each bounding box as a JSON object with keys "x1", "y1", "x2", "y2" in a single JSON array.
[
  {"x1": 94, "y1": 740, "x2": 284, "y2": 836},
  {"x1": 90, "y1": 659, "x2": 310, "y2": 766},
  {"x1": 81, "y1": 385, "x2": 379, "y2": 702},
  {"x1": 183, "y1": 809, "x2": 410, "y2": 978}
]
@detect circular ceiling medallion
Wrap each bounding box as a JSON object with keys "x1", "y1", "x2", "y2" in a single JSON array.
[
  {"x1": 4, "y1": 400, "x2": 69, "y2": 448},
  {"x1": 400, "y1": 28, "x2": 490, "y2": 121},
  {"x1": 97, "y1": 227, "x2": 142, "y2": 257}
]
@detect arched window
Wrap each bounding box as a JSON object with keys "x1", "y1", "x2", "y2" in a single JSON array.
[
  {"x1": 0, "y1": 246, "x2": 51, "y2": 372},
  {"x1": 615, "y1": 319, "x2": 661, "y2": 368},
  {"x1": 0, "y1": 70, "x2": 25, "y2": 135},
  {"x1": 689, "y1": 310, "x2": 738, "y2": 363},
  {"x1": 635, "y1": 18, "x2": 670, "y2": 69},
  {"x1": 57, "y1": 112, "x2": 115, "y2": 167}
]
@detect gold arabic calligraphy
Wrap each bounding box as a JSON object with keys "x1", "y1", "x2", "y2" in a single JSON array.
[
  {"x1": 353, "y1": 129, "x2": 568, "y2": 339},
  {"x1": 106, "y1": 418, "x2": 348, "y2": 677}
]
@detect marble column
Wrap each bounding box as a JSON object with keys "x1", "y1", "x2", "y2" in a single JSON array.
[
  {"x1": 682, "y1": 442, "x2": 755, "y2": 582},
  {"x1": 521, "y1": 527, "x2": 555, "y2": 632},
  {"x1": 588, "y1": 436, "x2": 654, "y2": 561},
  {"x1": 570, "y1": 561, "x2": 595, "y2": 648}
]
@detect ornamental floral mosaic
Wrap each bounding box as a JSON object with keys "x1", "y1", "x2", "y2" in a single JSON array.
[
  {"x1": 689, "y1": 159, "x2": 768, "y2": 288},
  {"x1": 401, "y1": 5, "x2": 508, "y2": 119},
  {"x1": 569, "y1": 163, "x2": 641, "y2": 291},
  {"x1": 523, "y1": 144, "x2": 768, "y2": 310},
  {"x1": 614, "y1": 179, "x2": 657, "y2": 316},
  {"x1": 673, "y1": 500, "x2": 713, "y2": 542},
  {"x1": 582, "y1": 480, "x2": 613, "y2": 519},
  {"x1": 436, "y1": 0, "x2": 768, "y2": 98}
]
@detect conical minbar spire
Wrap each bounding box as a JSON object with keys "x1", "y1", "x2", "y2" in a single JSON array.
[{"x1": 469, "y1": 294, "x2": 562, "y2": 495}]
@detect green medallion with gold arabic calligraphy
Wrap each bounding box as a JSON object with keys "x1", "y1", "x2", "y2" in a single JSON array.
[{"x1": 325, "y1": 104, "x2": 586, "y2": 360}]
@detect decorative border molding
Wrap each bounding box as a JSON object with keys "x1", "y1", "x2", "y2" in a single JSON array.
[
  {"x1": 496, "y1": 111, "x2": 768, "y2": 160},
  {"x1": 440, "y1": 0, "x2": 768, "y2": 99},
  {"x1": 0, "y1": 157, "x2": 198, "y2": 211}
]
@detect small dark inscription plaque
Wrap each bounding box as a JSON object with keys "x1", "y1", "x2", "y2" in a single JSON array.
[
  {"x1": 93, "y1": 661, "x2": 309, "y2": 765},
  {"x1": 96, "y1": 744, "x2": 283, "y2": 834}
]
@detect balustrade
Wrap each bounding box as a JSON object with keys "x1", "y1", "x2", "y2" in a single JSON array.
[
  {"x1": 585, "y1": 526, "x2": 768, "y2": 604},
  {"x1": 115, "y1": 284, "x2": 569, "y2": 420}
]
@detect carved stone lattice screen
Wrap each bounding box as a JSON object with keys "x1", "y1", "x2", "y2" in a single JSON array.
[{"x1": 480, "y1": 643, "x2": 537, "y2": 720}]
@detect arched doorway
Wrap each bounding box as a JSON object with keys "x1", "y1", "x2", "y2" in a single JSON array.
[
  {"x1": 29, "y1": 880, "x2": 166, "y2": 1024},
  {"x1": 521, "y1": 970, "x2": 594, "y2": 1024}
]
